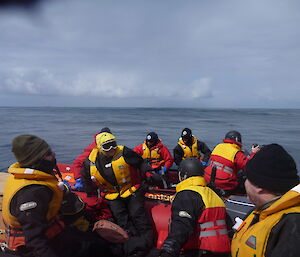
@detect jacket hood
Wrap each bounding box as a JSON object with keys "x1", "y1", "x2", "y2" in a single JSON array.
[{"x1": 223, "y1": 139, "x2": 242, "y2": 148}]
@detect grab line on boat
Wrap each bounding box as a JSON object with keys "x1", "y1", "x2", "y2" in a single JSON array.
[{"x1": 226, "y1": 199, "x2": 255, "y2": 207}]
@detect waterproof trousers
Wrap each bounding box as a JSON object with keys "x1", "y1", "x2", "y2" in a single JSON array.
[{"x1": 108, "y1": 189, "x2": 153, "y2": 256}]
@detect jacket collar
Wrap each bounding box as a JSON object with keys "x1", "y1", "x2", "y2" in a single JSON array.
[{"x1": 176, "y1": 176, "x2": 207, "y2": 192}]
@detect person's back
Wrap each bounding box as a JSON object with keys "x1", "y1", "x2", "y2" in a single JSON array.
[
  {"x1": 231, "y1": 144, "x2": 300, "y2": 257},
  {"x1": 156, "y1": 158, "x2": 230, "y2": 257},
  {"x1": 204, "y1": 130, "x2": 259, "y2": 194}
]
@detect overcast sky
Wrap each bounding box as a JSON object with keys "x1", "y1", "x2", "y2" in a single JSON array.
[{"x1": 0, "y1": 0, "x2": 300, "y2": 108}]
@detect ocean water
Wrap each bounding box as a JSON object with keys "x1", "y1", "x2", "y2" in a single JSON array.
[{"x1": 0, "y1": 107, "x2": 299, "y2": 174}]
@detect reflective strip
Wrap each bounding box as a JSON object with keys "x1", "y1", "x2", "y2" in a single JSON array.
[
  {"x1": 200, "y1": 220, "x2": 226, "y2": 229},
  {"x1": 200, "y1": 230, "x2": 216, "y2": 237},
  {"x1": 219, "y1": 229, "x2": 228, "y2": 235},
  {"x1": 291, "y1": 184, "x2": 300, "y2": 193},
  {"x1": 200, "y1": 229, "x2": 228, "y2": 238},
  {"x1": 211, "y1": 161, "x2": 233, "y2": 175},
  {"x1": 24, "y1": 168, "x2": 34, "y2": 174},
  {"x1": 200, "y1": 221, "x2": 214, "y2": 229},
  {"x1": 90, "y1": 161, "x2": 96, "y2": 166},
  {"x1": 223, "y1": 166, "x2": 233, "y2": 175},
  {"x1": 216, "y1": 219, "x2": 226, "y2": 226}
]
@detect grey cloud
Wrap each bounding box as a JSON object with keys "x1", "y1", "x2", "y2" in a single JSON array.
[{"x1": 0, "y1": 0, "x2": 300, "y2": 107}]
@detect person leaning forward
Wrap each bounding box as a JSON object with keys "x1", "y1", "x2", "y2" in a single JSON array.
[
  {"x1": 204, "y1": 130, "x2": 260, "y2": 195},
  {"x1": 2, "y1": 135, "x2": 114, "y2": 257},
  {"x1": 80, "y1": 132, "x2": 153, "y2": 257},
  {"x1": 231, "y1": 144, "x2": 300, "y2": 257},
  {"x1": 173, "y1": 128, "x2": 211, "y2": 167},
  {"x1": 152, "y1": 158, "x2": 230, "y2": 257}
]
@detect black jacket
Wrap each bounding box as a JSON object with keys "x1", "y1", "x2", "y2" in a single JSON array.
[
  {"x1": 264, "y1": 213, "x2": 300, "y2": 257},
  {"x1": 8, "y1": 172, "x2": 114, "y2": 257},
  {"x1": 11, "y1": 184, "x2": 59, "y2": 257}
]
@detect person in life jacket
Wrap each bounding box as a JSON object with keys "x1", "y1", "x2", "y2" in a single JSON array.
[
  {"x1": 80, "y1": 132, "x2": 154, "y2": 257},
  {"x1": 2, "y1": 135, "x2": 114, "y2": 257},
  {"x1": 204, "y1": 130, "x2": 260, "y2": 194},
  {"x1": 72, "y1": 127, "x2": 111, "y2": 190},
  {"x1": 231, "y1": 144, "x2": 300, "y2": 257},
  {"x1": 154, "y1": 158, "x2": 231, "y2": 257},
  {"x1": 173, "y1": 128, "x2": 211, "y2": 167},
  {"x1": 134, "y1": 132, "x2": 173, "y2": 188}
]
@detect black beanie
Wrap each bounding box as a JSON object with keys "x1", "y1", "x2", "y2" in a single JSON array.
[
  {"x1": 245, "y1": 144, "x2": 299, "y2": 193},
  {"x1": 12, "y1": 134, "x2": 51, "y2": 168},
  {"x1": 146, "y1": 132, "x2": 159, "y2": 144},
  {"x1": 100, "y1": 127, "x2": 111, "y2": 133},
  {"x1": 181, "y1": 128, "x2": 192, "y2": 139}
]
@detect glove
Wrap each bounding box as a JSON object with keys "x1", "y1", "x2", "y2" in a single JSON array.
[
  {"x1": 160, "y1": 252, "x2": 173, "y2": 257},
  {"x1": 161, "y1": 239, "x2": 181, "y2": 257},
  {"x1": 201, "y1": 161, "x2": 207, "y2": 167},
  {"x1": 146, "y1": 172, "x2": 162, "y2": 185},
  {"x1": 159, "y1": 166, "x2": 167, "y2": 175},
  {"x1": 73, "y1": 178, "x2": 84, "y2": 191}
]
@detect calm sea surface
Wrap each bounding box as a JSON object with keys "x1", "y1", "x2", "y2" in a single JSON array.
[{"x1": 0, "y1": 107, "x2": 299, "y2": 174}]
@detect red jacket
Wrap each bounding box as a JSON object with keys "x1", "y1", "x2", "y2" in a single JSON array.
[
  {"x1": 204, "y1": 139, "x2": 255, "y2": 191},
  {"x1": 72, "y1": 134, "x2": 98, "y2": 179},
  {"x1": 134, "y1": 140, "x2": 174, "y2": 170},
  {"x1": 73, "y1": 191, "x2": 112, "y2": 221}
]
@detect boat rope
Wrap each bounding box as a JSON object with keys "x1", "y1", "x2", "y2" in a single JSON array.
[{"x1": 226, "y1": 199, "x2": 255, "y2": 207}]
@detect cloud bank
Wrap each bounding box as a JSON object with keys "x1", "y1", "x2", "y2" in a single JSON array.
[{"x1": 0, "y1": 0, "x2": 300, "y2": 108}]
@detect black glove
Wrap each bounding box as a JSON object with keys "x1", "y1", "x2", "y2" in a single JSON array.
[
  {"x1": 160, "y1": 252, "x2": 174, "y2": 257},
  {"x1": 160, "y1": 239, "x2": 181, "y2": 257}
]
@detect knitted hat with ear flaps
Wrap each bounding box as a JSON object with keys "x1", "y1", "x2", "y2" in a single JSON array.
[
  {"x1": 245, "y1": 144, "x2": 299, "y2": 193},
  {"x1": 12, "y1": 134, "x2": 51, "y2": 168}
]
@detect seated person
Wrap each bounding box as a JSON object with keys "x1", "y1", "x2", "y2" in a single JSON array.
[
  {"x1": 134, "y1": 132, "x2": 173, "y2": 188},
  {"x1": 173, "y1": 128, "x2": 211, "y2": 167},
  {"x1": 232, "y1": 144, "x2": 300, "y2": 257},
  {"x1": 155, "y1": 158, "x2": 231, "y2": 257},
  {"x1": 204, "y1": 130, "x2": 260, "y2": 195},
  {"x1": 80, "y1": 132, "x2": 153, "y2": 257},
  {"x1": 2, "y1": 134, "x2": 115, "y2": 257}
]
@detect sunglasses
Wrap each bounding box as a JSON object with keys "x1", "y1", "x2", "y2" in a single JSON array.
[{"x1": 101, "y1": 140, "x2": 117, "y2": 151}]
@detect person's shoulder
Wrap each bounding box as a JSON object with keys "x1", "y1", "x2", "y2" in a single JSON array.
[
  {"x1": 14, "y1": 184, "x2": 53, "y2": 202},
  {"x1": 175, "y1": 189, "x2": 202, "y2": 201}
]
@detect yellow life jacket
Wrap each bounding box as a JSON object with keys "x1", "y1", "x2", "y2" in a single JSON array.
[
  {"x1": 178, "y1": 136, "x2": 199, "y2": 159},
  {"x1": 89, "y1": 146, "x2": 138, "y2": 200},
  {"x1": 231, "y1": 184, "x2": 300, "y2": 257},
  {"x1": 175, "y1": 177, "x2": 231, "y2": 252},
  {"x1": 211, "y1": 143, "x2": 241, "y2": 164},
  {"x1": 141, "y1": 142, "x2": 164, "y2": 169},
  {"x1": 2, "y1": 163, "x2": 64, "y2": 250}
]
